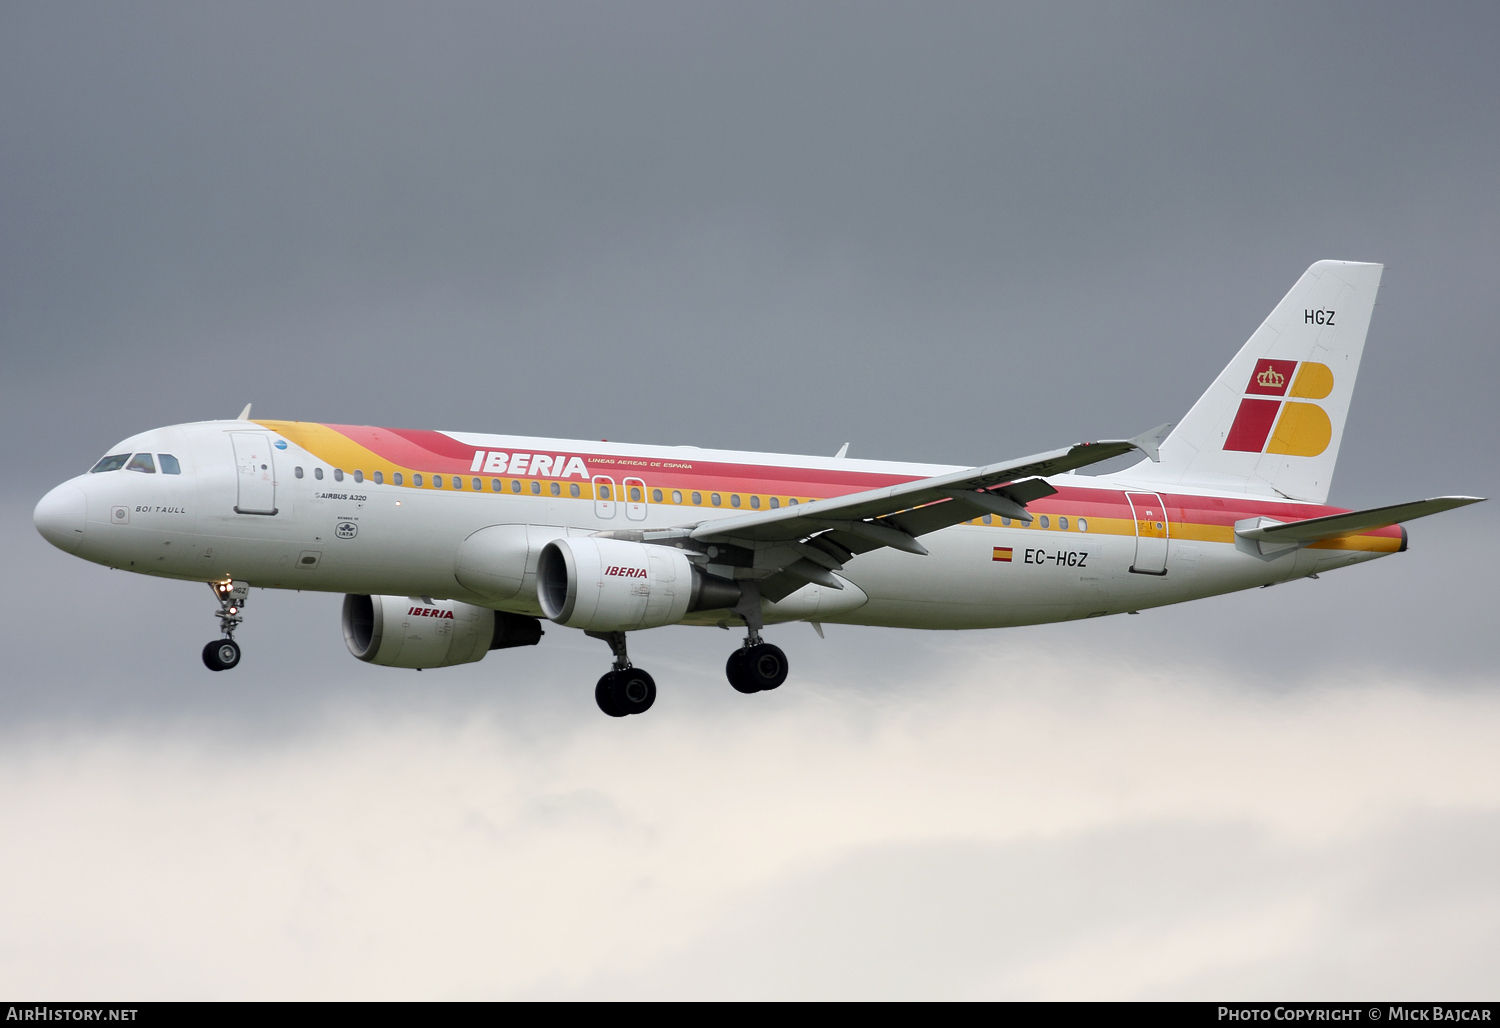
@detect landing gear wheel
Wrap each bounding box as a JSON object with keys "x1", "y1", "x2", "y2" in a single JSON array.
[
  {"x1": 596, "y1": 669, "x2": 656, "y2": 716},
  {"x1": 203, "y1": 639, "x2": 241, "y2": 671},
  {"x1": 595, "y1": 672, "x2": 628, "y2": 717},
  {"x1": 726, "y1": 649, "x2": 759, "y2": 694},
  {"x1": 743, "y1": 643, "x2": 788, "y2": 691},
  {"x1": 727, "y1": 643, "x2": 788, "y2": 693},
  {"x1": 611, "y1": 668, "x2": 657, "y2": 715}
]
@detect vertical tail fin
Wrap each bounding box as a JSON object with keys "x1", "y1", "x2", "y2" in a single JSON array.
[{"x1": 1118, "y1": 260, "x2": 1383, "y2": 503}]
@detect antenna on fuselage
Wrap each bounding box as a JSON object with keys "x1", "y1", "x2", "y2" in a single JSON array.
[{"x1": 237, "y1": 403, "x2": 252, "y2": 421}]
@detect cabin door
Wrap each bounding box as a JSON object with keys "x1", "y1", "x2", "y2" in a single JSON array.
[
  {"x1": 231, "y1": 432, "x2": 278, "y2": 515},
  {"x1": 1125, "y1": 492, "x2": 1168, "y2": 575}
]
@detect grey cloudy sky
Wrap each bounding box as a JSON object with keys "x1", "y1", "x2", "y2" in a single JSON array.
[{"x1": 1, "y1": 2, "x2": 1497, "y2": 999}]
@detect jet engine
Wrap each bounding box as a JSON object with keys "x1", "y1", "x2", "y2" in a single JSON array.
[
  {"x1": 536, "y1": 537, "x2": 741, "y2": 632},
  {"x1": 342, "y1": 594, "x2": 542, "y2": 669}
]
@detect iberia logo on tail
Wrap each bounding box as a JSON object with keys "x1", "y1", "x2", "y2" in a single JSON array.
[{"x1": 1223, "y1": 358, "x2": 1335, "y2": 456}]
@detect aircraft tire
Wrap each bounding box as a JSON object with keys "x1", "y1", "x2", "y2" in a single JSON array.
[
  {"x1": 726, "y1": 649, "x2": 759, "y2": 694},
  {"x1": 203, "y1": 639, "x2": 240, "y2": 672},
  {"x1": 610, "y1": 668, "x2": 657, "y2": 715},
  {"x1": 743, "y1": 643, "x2": 788, "y2": 691},
  {"x1": 595, "y1": 673, "x2": 628, "y2": 717}
]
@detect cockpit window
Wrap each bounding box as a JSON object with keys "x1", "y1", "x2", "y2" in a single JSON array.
[
  {"x1": 91, "y1": 453, "x2": 131, "y2": 473},
  {"x1": 125, "y1": 453, "x2": 156, "y2": 474},
  {"x1": 158, "y1": 454, "x2": 182, "y2": 475}
]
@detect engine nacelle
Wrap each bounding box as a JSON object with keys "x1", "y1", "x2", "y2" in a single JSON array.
[
  {"x1": 342, "y1": 594, "x2": 542, "y2": 669},
  {"x1": 537, "y1": 537, "x2": 731, "y2": 631}
]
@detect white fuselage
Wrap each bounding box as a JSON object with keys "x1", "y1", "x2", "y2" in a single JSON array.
[{"x1": 34, "y1": 419, "x2": 1400, "y2": 633}]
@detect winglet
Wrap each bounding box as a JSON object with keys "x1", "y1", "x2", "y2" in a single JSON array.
[
  {"x1": 237, "y1": 403, "x2": 253, "y2": 421},
  {"x1": 834, "y1": 443, "x2": 849, "y2": 459},
  {"x1": 1128, "y1": 422, "x2": 1172, "y2": 463}
]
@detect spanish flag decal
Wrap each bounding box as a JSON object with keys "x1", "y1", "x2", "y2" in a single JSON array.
[{"x1": 992, "y1": 547, "x2": 1013, "y2": 563}]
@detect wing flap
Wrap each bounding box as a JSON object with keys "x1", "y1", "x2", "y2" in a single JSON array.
[{"x1": 690, "y1": 427, "x2": 1166, "y2": 547}]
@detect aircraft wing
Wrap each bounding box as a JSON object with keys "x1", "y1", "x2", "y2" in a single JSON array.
[
  {"x1": 1235, "y1": 495, "x2": 1486, "y2": 543},
  {"x1": 689, "y1": 423, "x2": 1172, "y2": 558}
]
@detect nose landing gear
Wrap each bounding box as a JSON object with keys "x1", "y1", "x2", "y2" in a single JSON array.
[
  {"x1": 203, "y1": 580, "x2": 249, "y2": 672},
  {"x1": 586, "y1": 630, "x2": 657, "y2": 717}
]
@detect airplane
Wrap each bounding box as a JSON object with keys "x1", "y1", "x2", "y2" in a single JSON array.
[{"x1": 32, "y1": 261, "x2": 1484, "y2": 717}]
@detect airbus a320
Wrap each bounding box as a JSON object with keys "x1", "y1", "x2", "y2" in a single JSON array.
[{"x1": 33, "y1": 262, "x2": 1483, "y2": 716}]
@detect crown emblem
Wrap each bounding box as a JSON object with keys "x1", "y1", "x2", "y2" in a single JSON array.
[{"x1": 1256, "y1": 367, "x2": 1285, "y2": 388}]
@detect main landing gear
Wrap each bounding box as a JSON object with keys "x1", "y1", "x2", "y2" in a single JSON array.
[
  {"x1": 725, "y1": 581, "x2": 788, "y2": 694},
  {"x1": 725, "y1": 638, "x2": 788, "y2": 694},
  {"x1": 203, "y1": 579, "x2": 248, "y2": 672},
  {"x1": 586, "y1": 630, "x2": 657, "y2": 717}
]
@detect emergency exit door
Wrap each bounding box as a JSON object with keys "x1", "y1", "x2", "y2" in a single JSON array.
[
  {"x1": 231, "y1": 432, "x2": 278, "y2": 515},
  {"x1": 592, "y1": 475, "x2": 616, "y2": 519},
  {"x1": 1125, "y1": 491, "x2": 1168, "y2": 575},
  {"x1": 623, "y1": 477, "x2": 647, "y2": 521}
]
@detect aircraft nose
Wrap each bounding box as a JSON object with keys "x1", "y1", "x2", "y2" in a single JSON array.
[{"x1": 34, "y1": 482, "x2": 87, "y2": 554}]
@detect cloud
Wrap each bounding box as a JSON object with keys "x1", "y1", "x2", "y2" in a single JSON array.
[{"x1": 2, "y1": 645, "x2": 1496, "y2": 999}]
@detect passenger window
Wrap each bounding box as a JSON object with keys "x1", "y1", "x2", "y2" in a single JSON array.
[
  {"x1": 769, "y1": 497, "x2": 779, "y2": 509},
  {"x1": 630, "y1": 486, "x2": 641, "y2": 502},
  {"x1": 492, "y1": 479, "x2": 502, "y2": 491},
  {"x1": 1001, "y1": 517, "x2": 1011, "y2": 526},
  {"x1": 354, "y1": 470, "x2": 364, "y2": 483},
  {"x1": 511, "y1": 480, "x2": 521, "y2": 493},
  {"x1": 531, "y1": 481, "x2": 541, "y2": 494},
  {"x1": 750, "y1": 496, "x2": 760, "y2": 509},
  {"x1": 672, "y1": 490, "x2": 682, "y2": 504},
  {"x1": 983, "y1": 514, "x2": 992, "y2": 525},
  {"x1": 433, "y1": 475, "x2": 443, "y2": 488},
  {"x1": 373, "y1": 471, "x2": 383, "y2": 485},
  {"x1": 1078, "y1": 518, "x2": 1088, "y2": 532},
  {"x1": 295, "y1": 466, "x2": 304, "y2": 479},
  {"x1": 475, "y1": 478, "x2": 483, "y2": 491},
  {"x1": 569, "y1": 483, "x2": 580, "y2": 498},
  {"x1": 1039, "y1": 515, "x2": 1050, "y2": 529},
  {"x1": 691, "y1": 492, "x2": 702, "y2": 505},
  {"x1": 126, "y1": 453, "x2": 156, "y2": 474},
  {"x1": 731, "y1": 495, "x2": 741, "y2": 508},
  {"x1": 413, "y1": 474, "x2": 423, "y2": 486},
  {"x1": 711, "y1": 493, "x2": 721, "y2": 506},
  {"x1": 452, "y1": 476, "x2": 462, "y2": 489},
  {"x1": 158, "y1": 454, "x2": 182, "y2": 475},
  {"x1": 315, "y1": 468, "x2": 324, "y2": 481},
  {"x1": 788, "y1": 498, "x2": 798, "y2": 506},
  {"x1": 599, "y1": 485, "x2": 610, "y2": 499},
  {"x1": 1058, "y1": 516, "x2": 1068, "y2": 530},
  {"x1": 394, "y1": 473, "x2": 404, "y2": 486},
  {"x1": 334, "y1": 469, "x2": 344, "y2": 482},
  {"x1": 652, "y1": 489, "x2": 663, "y2": 502},
  {"x1": 550, "y1": 481, "x2": 560, "y2": 496}
]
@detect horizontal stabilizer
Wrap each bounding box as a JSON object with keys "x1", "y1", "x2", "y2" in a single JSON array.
[{"x1": 1236, "y1": 496, "x2": 1485, "y2": 543}]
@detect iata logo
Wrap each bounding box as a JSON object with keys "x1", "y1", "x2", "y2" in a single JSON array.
[
  {"x1": 407, "y1": 607, "x2": 455, "y2": 619},
  {"x1": 335, "y1": 522, "x2": 358, "y2": 539},
  {"x1": 1255, "y1": 367, "x2": 1285, "y2": 389},
  {"x1": 604, "y1": 566, "x2": 648, "y2": 578},
  {"x1": 1224, "y1": 358, "x2": 1335, "y2": 457}
]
